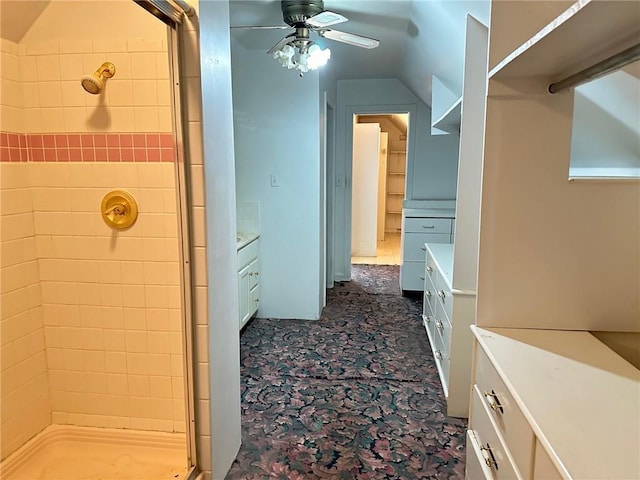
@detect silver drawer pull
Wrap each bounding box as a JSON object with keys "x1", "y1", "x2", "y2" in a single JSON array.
[
  {"x1": 422, "y1": 225, "x2": 435, "y2": 229},
  {"x1": 484, "y1": 390, "x2": 504, "y2": 414},
  {"x1": 425, "y1": 315, "x2": 433, "y2": 323},
  {"x1": 434, "y1": 350, "x2": 442, "y2": 360},
  {"x1": 426, "y1": 266, "x2": 433, "y2": 273},
  {"x1": 425, "y1": 290, "x2": 432, "y2": 298},
  {"x1": 437, "y1": 290, "x2": 446, "y2": 300},
  {"x1": 480, "y1": 443, "x2": 498, "y2": 470},
  {"x1": 436, "y1": 320, "x2": 443, "y2": 330}
]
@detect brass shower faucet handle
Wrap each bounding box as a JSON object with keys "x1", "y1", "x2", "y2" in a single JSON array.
[{"x1": 101, "y1": 190, "x2": 138, "y2": 229}]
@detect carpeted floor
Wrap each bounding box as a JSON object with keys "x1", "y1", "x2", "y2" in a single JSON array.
[{"x1": 226, "y1": 264, "x2": 467, "y2": 479}]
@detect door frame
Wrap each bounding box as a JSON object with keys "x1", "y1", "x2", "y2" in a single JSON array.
[
  {"x1": 324, "y1": 93, "x2": 336, "y2": 290},
  {"x1": 334, "y1": 105, "x2": 415, "y2": 281}
]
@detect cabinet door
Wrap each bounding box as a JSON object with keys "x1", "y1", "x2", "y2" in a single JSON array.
[
  {"x1": 238, "y1": 265, "x2": 250, "y2": 328},
  {"x1": 248, "y1": 258, "x2": 259, "y2": 290}
]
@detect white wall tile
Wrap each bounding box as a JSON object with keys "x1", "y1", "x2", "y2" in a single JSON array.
[
  {"x1": 130, "y1": 52, "x2": 157, "y2": 80},
  {"x1": 35, "y1": 55, "x2": 61, "y2": 82}
]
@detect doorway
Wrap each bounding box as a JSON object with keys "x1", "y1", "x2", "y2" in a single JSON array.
[{"x1": 350, "y1": 114, "x2": 409, "y2": 266}]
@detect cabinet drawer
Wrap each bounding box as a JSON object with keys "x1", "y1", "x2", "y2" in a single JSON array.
[
  {"x1": 434, "y1": 306, "x2": 452, "y2": 355},
  {"x1": 533, "y1": 440, "x2": 562, "y2": 480},
  {"x1": 423, "y1": 275, "x2": 436, "y2": 314},
  {"x1": 404, "y1": 217, "x2": 452, "y2": 234},
  {"x1": 432, "y1": 317, "x2": 450, "y2": 390},
  {"x1": 400, "y1": 261, "x2": 425, "y2": 291},
  {"x1": 435, "y1": 275, "x2": 453, "y2": 321},
  {"x1": 466, "y1": 430, "x2": 493, "y2": 480},
  {"x1": 404, "y1": 233, "x2": 450, "y2": 261},
  {"x1": 475, "y1": 347, "x2": 534, "y2": 480},
  {"x1": 425, "y1": 250, "x2": 438, "y2": 284},
  {"x1": 238, "y1": 239, "x2": 259, "y2": 269},
  {"x1": 422, "y1": 312, "x2": 435, "y2": 342},
  {"x1": 470, "y1": 385, "x2": 521, "y2": 480}
]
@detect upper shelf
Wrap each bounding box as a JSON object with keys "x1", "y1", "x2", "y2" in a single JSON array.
[
  {"x1": 432, "y1": 96, "x2": 461, "y2": 135},
  {"x1": 490, "y1": 0, "x2": 640, "y2": 80},
  {"x1": 431, "y1": 75, "x2": 461, "y2": 135}
]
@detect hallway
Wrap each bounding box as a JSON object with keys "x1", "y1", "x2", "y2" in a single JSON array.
[
  {"x1": 227, "y1": 264, "x2": 466, "y2": 479},
  {"x1": 351, "y1": 233, "x2": 402, "y2": 266}
]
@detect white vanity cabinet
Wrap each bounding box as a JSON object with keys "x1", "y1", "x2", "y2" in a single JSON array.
[
  {"x1": 400, "y1": 209, "x2": 454, "y2": 291},
  {"x1": 422, "y1": 243, "x2": 475, "y2": 417},
  {"x1": 467, "y1": 327, "x2": 640, "y2": 480},
  {"x1": 237, "y1": 236, "x2": 259, "y2": 330}
]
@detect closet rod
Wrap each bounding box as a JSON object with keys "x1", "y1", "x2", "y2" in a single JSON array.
[{"x1": 548, "y1": 43, "x2": 640, "y2": 93}]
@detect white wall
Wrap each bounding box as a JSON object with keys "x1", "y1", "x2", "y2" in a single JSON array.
[
  {"x1": 571, "y1": 70, "x2": 640, "y2": 174},
  {"x1": 199, "y1": 1, "x2": 242, "y2": 477},
  {"x1": 231, "y1": 40, "x2": 322, "y2": 320},
  {"x1": 399, "y1": 0, "x2": 490, "y2": 108},
  {"x1": 333, "y1": 78, "x2": 459, "y2": 280},
  {"x1": 21, "y1": 0, "x2": 162, "y2": 43}
]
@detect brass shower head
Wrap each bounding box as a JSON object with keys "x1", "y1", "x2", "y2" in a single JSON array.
[{"x1": 80, "y1": 62, "x2": 116, "y2": 95}]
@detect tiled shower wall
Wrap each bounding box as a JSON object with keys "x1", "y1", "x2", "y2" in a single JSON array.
[
  {"x1": 1, "y1": 20, "x2": 185, "y2": 460},
  {"x1": 0, "y1": 38, "x2": 51, "y2": 460}
]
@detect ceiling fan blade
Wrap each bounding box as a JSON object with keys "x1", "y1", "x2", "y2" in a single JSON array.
[
  {"x1": 267, "y1": 34, "x2": 296, "y2": 55},
  {"x1": 306, "y1": 10, "x2": 347, "y2": 28},
  {"x1": 230, "y1": 25, "x2": 291, "y2": 30},
  {"x1": 319, "y1": 29, "x2": 380, "y2": 49}
]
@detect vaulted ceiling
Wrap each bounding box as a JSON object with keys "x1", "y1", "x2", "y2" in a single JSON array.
[
  {"x1": 229, "y1": 0, "x2": 491, "y2": 107},
  {"x1": 3, "y1": 0, "x2": 491, "y2": 109}
]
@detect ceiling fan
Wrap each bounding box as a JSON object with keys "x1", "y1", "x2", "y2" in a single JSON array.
[{"x1": 232, "y1": 0, "x2": 380, "y2": 74}]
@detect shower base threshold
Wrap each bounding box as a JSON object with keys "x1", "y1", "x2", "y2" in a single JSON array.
[{"x1": 1, "y1": 424, "x2": 188, "y2": 480}]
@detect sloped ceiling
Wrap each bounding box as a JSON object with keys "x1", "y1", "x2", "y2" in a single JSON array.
[
  {"x1": 229, "y1": 0, "x2": 490, "y2": 107},
  {"x1": 0, "y1": 0, "x2": 50, "y2": 42}
]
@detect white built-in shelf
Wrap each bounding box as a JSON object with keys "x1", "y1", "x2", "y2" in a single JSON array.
[
  {"x1": 431, "y1": 96, "x2": 462, "y2": 135},
  {"x1": 490, "y1": 1, "x2": 640, "y2": 80}
]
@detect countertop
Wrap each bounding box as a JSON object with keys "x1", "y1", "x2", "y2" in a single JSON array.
[
  {"x1": 424, "y1": 243, "x2": 454, "y2": 287},
  {"x1": 236, "y1": 233, "x2": 259, "y2": 250},
  {"x1": 472, "y1": 326, "x2": 640, "y2": 480}
]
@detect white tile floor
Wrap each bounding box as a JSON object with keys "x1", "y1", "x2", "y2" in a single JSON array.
[{"x1": 351, "y1": 232, "x2": 401, "y2": 265}]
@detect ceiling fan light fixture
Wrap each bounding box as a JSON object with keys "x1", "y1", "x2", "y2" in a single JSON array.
[
  {"x1": 307, "y1": 44, "x2": 331, "y2": 69},
  {"x1": 272, "y1": 44, "x2": 296, "y2": 69},
  {"x1": 272, "y1": 41, "x2": 330, "y2": 74}
]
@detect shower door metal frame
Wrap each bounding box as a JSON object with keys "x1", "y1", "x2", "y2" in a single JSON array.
[
  {"x1": 137, "y1": 2, "x2": 200, "y2": 477},
  {"x1": 166, "y1": 23, "x2": 199, "y2": 480}
]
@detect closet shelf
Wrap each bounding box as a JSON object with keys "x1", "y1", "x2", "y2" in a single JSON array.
[
  {"x1": 489, "y1": 1, "x2": 640, "y2": 80},
  {"x1": 390, "y1": 150, "x2": 407, "y2": 154},
  {"x1": 432, "y1": 96, "x2": 462, "y2": 135},
  {"x1": 387, "y1": 192, "x2": 404, "y2": 196},
  {"x1": 388, "y1": 172, "x2": 405, "y2": 176}
]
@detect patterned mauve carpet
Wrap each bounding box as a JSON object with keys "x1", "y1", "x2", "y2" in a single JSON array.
[{"x1": 226, "y1": 264, "x2": 467, "y2": 479}]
